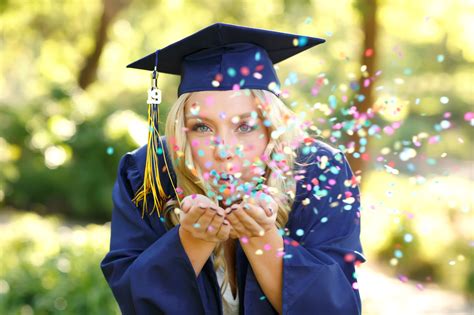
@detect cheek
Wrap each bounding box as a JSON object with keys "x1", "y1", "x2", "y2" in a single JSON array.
[
  {"x1": 188, "y1": 137, "x2": 214, "y2": 170},
  {"x1": 242, "y1": 134, "x2": 268, "y2": 157},
  {"x1": 239, "y1": 136, "x2": 269, "y2": 176}
]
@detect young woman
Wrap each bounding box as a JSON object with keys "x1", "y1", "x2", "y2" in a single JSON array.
[{"x1": 101, "y1": 23, "x2": 366, "y2": 315}]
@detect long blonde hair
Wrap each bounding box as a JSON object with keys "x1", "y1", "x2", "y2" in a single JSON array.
[{"x1": 149, "y1": 89, "x2": 308, "y2": 304}]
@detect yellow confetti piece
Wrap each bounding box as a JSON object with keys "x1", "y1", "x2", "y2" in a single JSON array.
[
  {"x1": 255, "y1": 249, "x2": 263, "y2": 255},
  {"x1": 302, "y1": 198, "x2": 310, "y2": 206},
  {"x1": 283, "y1": 146, "x2": 293, "y2": 154},
  {"x1": 320, "y1": 155, "x2": 328, "y2": 169},
  {"x1": 329, "y1": 201, "x2": 339, "y2": 208}
]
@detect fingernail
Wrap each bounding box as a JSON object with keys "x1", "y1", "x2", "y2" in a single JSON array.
[
  {"x1": 231, "y1": 204, "x2": 238, "y2": 210},
  {"x1": 223, "y1": 219, "x2": 229, "y2": 225},
  {"x1": 216, "y1": 212, "x2": 223, "y2": 217},
  {"x1": 198, "y1": 203, "x2": 206, "y2": 209},
  {"x1": 209, "y1": 205, "x2": 218, "y2": 211}
]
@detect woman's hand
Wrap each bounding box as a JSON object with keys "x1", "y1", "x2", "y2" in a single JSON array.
[
  {"x1": 225, "y1": 192, "x2": 278, "y2": 239},
  {"x1": 179, "y1": 194, "x2": 231, "y2": 243}
]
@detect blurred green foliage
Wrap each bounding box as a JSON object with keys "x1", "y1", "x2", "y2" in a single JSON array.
[
  {"x1": 361, "y1": 171, "x2": 473, "y2": 297},
  {"x1": 0, "y1": 212, "x2": 119, "y2": 314}
]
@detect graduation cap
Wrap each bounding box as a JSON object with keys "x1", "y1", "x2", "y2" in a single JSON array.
[
  {"x1": 127, "y1": 22, "x2": 326, "y2": 216},
  {"x1": 127, "y1": 22, "x2": 325, "y2": 97}
]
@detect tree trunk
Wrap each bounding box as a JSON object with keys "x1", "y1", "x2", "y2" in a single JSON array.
[
  {"x1": 348, "y1": 0, "x2": 378, "y2": 179},
  {"x1": 78, "y1": 0, "x2": 131, "y2": 90}
]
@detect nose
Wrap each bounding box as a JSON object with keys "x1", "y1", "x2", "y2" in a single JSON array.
[{"x1": 213, "y1": 136, "x2": 235, "y2": 161}]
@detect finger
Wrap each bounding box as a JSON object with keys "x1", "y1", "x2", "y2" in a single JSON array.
[
  {"x1": 241, "y1": 203, "x2": 268, "y2": 222},
  {"x1": 226, "y1": 205, "x2": 258, "y2": 237},
  {"x1": 210, "y1": 204, "x2": 226, "y2": 217},
  {"x1": 206, "y1": 208, "x2": 225, "y2": 236},
  {"x1": 232, "y1": 204, "x2": 264, "y2": 236},
  {"x1": 228, "y1": 225, "x2": 238, "y2": 239},
  {"x1": 180, "y1": 197, "x2": 192, "y2": 212},
  {"x1": 225, "y1": 205, "x2": 246, "y2": 235},
  {"x1": 216, "y1": 219, "x2": 231, "y2": 240},
  {"x1": 253, "y1": 192, "x2": 275, "y2": 217},
  {"x1": 195, "y1": 206, "x2": 217, "y2": 232},
  {"x1": 181, "y1": 204, "x2": 206, "y2": 226}
]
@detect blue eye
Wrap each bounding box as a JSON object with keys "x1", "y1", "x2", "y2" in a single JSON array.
[
  {"x1": 191, "y1": 122, "x2": 257, "y2": 133},
  {"x1": 192, "y1": 123, "x2": 211, "y2": 132},
  {"x1": 238, "y1": 123, "x2": 256, "y2": 133}
]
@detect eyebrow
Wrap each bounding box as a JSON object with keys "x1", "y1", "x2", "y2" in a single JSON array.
[{"x1": 185, "y1": 112, "x2": 257, "y2": 121}]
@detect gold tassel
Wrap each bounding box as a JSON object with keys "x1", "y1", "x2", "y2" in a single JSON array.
[
  {"x1": 132, "y1": 54, "x2": 182, "y2": 218},
  {"x1": 131, "y1": 103, "x2": 168, "y2": 217}
]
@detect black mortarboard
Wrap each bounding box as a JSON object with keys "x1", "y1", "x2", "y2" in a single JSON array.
[
  {"x1": 127, "y1": 23, "x2": 326, "y2": 216},
  {"x1": 127, "y1": 22, "x2": 325, "y2": 97}
]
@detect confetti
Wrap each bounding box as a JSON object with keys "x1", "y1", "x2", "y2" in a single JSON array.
[
  {"x1": 106, "y1": 146, "x2": 114, "y2": 155},
  {"x1": 440, "y1": 96, "x2": 449, "y2": 104}
]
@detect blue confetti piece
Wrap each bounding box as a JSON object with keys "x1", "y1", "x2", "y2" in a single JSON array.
[
  {"x1": 328, "y1": 95, "x2": 337, "y2": 108},
  {"x1": 255, "y1": 51, "x2": 261, "y2": 61},
  {"x1": 106, "y1": 146, "x2": 114, "y2": 155},
  {"x1": 227, "y1": 67, "x2": 236, "y2": 77},
  {"x1": 394, "y1": 249, "x2": 403, "y2": 258},
  {"x1": 298, "y1": 36, "x2": 308, "y2": 46}
]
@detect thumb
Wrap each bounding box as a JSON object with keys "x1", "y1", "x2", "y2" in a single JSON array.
[{"x1": 181, "y1": 197, "x2": 192, "y2": 212}]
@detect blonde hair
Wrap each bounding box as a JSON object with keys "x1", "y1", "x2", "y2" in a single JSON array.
[{"x1": 148, "y1": 89, "x2": 308, "y2": 306}]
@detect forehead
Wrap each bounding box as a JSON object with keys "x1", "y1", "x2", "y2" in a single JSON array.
[{"x1": 185, "y1": 90, "x2": 258, "y2": 119}]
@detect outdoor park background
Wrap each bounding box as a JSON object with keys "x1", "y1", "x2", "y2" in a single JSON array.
[{"x1": 0, "y1": 0, "x2": 472, "y2": 314}]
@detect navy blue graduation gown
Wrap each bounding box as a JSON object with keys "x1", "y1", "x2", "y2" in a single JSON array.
[{"x1": 101, "y1": 137, "x2": 366, "y2": 315}]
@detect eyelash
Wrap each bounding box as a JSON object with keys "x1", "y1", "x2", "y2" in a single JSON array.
[{"x1": 191, "y1": 122, "x2": 257, "y2": 133}]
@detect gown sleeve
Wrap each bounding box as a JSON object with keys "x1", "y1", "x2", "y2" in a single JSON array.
[
  {"x1": 280, "y1": 144, "x2": 366, "y2": 314},
  {"x1": 100, "y1": 152, "x2": 206, "y2": 315}
]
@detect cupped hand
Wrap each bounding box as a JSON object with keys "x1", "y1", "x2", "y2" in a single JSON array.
[
  {"x1": 225, "y1": 192, "x2": 278, "y2": 239},
  {"x1": 179, "y1": 194, "x2": 230, "y2": 243}
]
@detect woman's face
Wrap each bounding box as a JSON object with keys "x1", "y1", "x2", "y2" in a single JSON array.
[{"x1": 184, "y1": 90, "x2": 270, "y2": 196}]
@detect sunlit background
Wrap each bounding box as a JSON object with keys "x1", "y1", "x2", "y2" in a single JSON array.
[{"x1": 0, "y1": 0, "x2": 472, "y2": 314}]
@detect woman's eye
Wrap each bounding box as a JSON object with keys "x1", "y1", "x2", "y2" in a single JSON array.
[
  {"x1": 191, "y1": 122, "x2": 256, "y2": 133},
  {"x1": 238, "y1": 123, "x2": 256, "y2": 133},
  {"x1": 192, "y1": 123, "x2": 211, "y2": 133}
]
